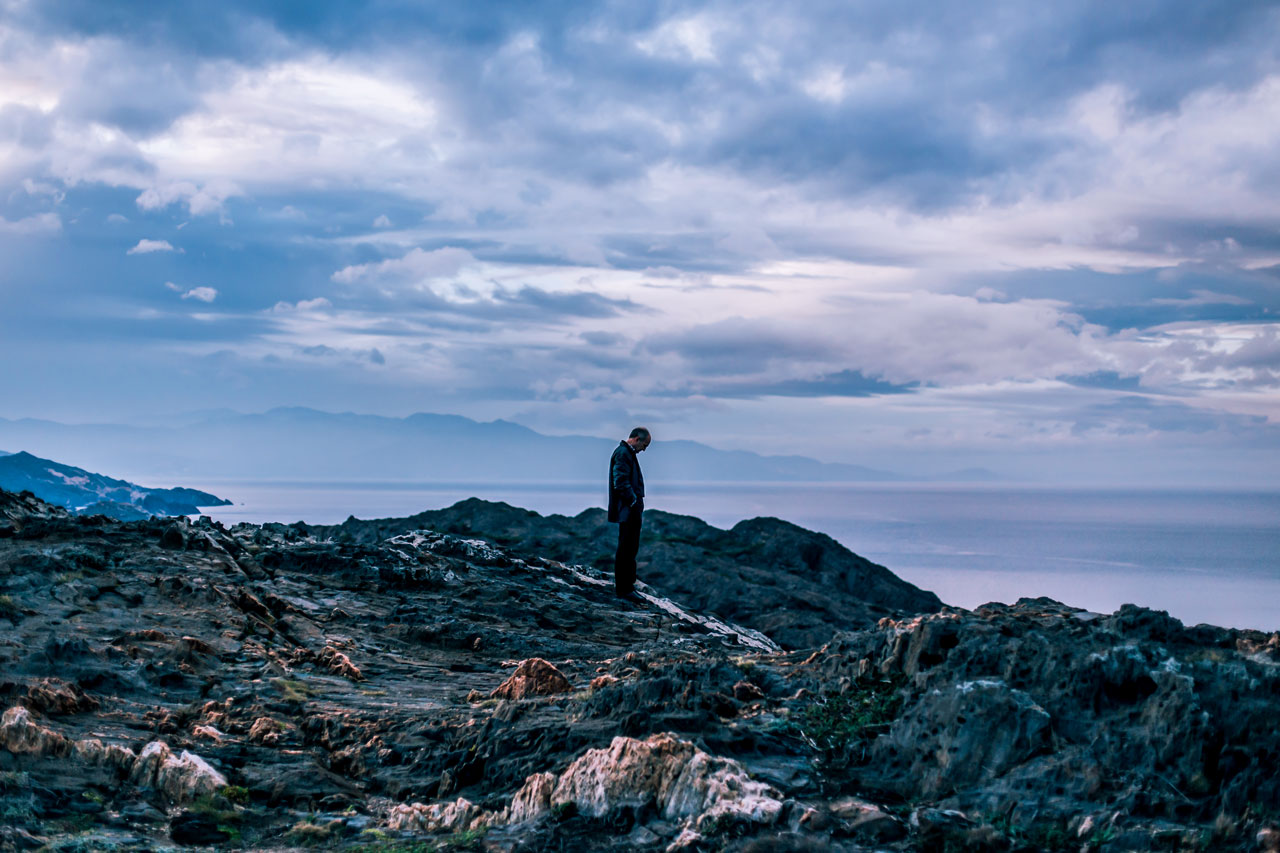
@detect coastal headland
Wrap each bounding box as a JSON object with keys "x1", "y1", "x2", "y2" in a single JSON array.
[{"x1": 1, "y1": 487, "x2": 1277, "y2": 851}]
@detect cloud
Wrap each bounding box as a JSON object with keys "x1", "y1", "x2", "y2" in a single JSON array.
[
  {"x1": 180, "y1": 286, "x2": 218, "y2": 303},
  {"x1": 136, "y1": 180, "x2": 242, "y2": 217},
  {"x1": 272, "y1": 297, "x2": 332, "y2": 313},
  {"x1": 2, "y1": 1, "x2": 1280, "y2": 481},
  {"x1": 127, "y1": 238, "x2": 178, "y2": 254},
  {"x1": 332, "y1": 247, "x2": 476, "y2": 285},
  {"x1": 0, "y1": 212, "x2": 61, "y2": 235}
]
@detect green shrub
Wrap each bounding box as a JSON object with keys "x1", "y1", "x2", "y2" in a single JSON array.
[{"x1": 791, "y1": 672, "x2": 906, "y2": 766}]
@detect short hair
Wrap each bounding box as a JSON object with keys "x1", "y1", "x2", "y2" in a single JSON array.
[{"x1": 629, "y1": 426, "x2": 651, "y2": 441}]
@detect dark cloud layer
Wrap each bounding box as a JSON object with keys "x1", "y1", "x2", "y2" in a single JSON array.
[{"x1": 1, "y1": 0, "x2": 1278, "y2": 479}]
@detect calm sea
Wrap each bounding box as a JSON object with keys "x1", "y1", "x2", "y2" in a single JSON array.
[{"x1": 196, "y1": 481, "x2": 1280, "y2": 633}]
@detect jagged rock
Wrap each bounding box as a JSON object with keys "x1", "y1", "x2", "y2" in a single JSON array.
[
  {"x1": 828, "y1": 797, "x2": 907, "y2": 841},
  {"x1": 0, "y1": 826, "x2": 48, "y2": 850},
  {"x1": 387, "y1": 797, "x2": 487, "y2": 833},
  {"x1": 0, "y1": 706, "x2": 71, "y2": 756},
  {"x1": 507, "y1": 772, "x2": 557, "y2": 824},
  {"x1": 511, "y1": 733, "x2": 784, "y2": 832},
  {"x1": 0, "y1": 486, "x2": 1276, "y2": 851},
  {"x1": 130, "y1": 741, "x2": 228, "y2": 803},
  {"x1": 73, "y1": 738, "x2": 137, "y2": 771},
  {"x1": 22, "y1": 678, "x2": 99, "y2": 715},
  {"x1": 319, "y1": 645, "x2": 363, "y2": 680},
  {"x1": 491, "y1": 657, "x2": 572, "y2": 700},
  {"x1": 248, "y1": 716, "x2": 284, "y2": 745},
  {"x1": 307, "y1": 498, "x2": 943, "y2": 649},
  {"x1": 871, "y1": 678, "x2": 1052, "y2": 798}
]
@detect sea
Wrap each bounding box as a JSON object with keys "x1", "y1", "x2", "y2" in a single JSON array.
[{"x1": 197, "y1": 481, "x2": 1280, "y2": 634}]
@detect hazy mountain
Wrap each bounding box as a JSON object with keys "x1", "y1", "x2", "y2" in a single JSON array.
[
  {"x1": 0, "y1": 409, "x2": 999, "y2": 485},
  {"x1": 0, "y1": 451, "x2": 230, "y2": 519}
]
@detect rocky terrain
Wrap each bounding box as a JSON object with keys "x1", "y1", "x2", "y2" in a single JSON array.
[
  {"x1": 1, "y1": 486, "x2": 1278, "y2": 852},
  {"x1": 0, "y1": 453, "x2": 230, "y2": 520},
  {"x1": 304, "y1": 499, "x2": 942, "y2": 651}
]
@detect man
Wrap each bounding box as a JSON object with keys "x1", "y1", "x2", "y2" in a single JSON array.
[{"x1": 608, "y1": 426, "x2": 651, "y2": 601}]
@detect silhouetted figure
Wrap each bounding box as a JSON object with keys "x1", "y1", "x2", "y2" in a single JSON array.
[{"x1": 608, "y1": 427, "x2": 651, "y2": 600}]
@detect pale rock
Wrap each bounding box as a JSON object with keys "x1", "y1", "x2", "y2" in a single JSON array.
[
  {"x1": 491, "y1": 657, "x2": 571, "y2": 701},
  {"x1": 320, "y1": 645, "x2": 363, "y2": 681},
  {"x1": 509, "y1": 733, "x2": 783, "y2": 832},
  {"x1": 131, "y1": 740, "x2": 228, "y2": 803},
  {"x1": 192, "y1": 724, "x2": 224, "y2": 741},
  {"x1": 828, "y1": 796, "x2": 906, "y2": 841},
  {"x1": 387, "y1": 797, "x2": 486, "y2": 833},
  {"x1": 666, "y1": 827, "x2": 706, "y2": 851},
  {"x1": 506, "y1": 772, "x2": 557, "y2": 824},
  {"x1": 0, "y1": 706, "x2": 71, "y2": 756},
  {"x1": 248, "y1": 716, "x2": 284, "y2": 745},
  {"x1": 73, "y1": 738, "x2": 136, "y2": 772}
]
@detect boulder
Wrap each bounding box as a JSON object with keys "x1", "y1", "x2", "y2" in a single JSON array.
[
  {"x1": 0, "y1": 706, "x2": 71, "y2": 756},
  {"x1": 871, "y1": 679, "x2": 1051, "y2": 798},
  {"x1": 509, "y1": 733, "x2": 784, "y2": 832},
  {"x1": 491, "y1": 658, "x2": 572, "y2": 700},
  {"x1": 130, "y1": 740, "x2": 228, "y2": 803}
]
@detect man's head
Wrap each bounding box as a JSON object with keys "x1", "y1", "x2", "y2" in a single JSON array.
[{"x1": 626, "y1": 426, "x2": 652, "y2": 452}]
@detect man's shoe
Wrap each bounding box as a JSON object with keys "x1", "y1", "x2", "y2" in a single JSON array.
[{"x1": 615, "y1": 591, "x2": 645, "y2": 605}]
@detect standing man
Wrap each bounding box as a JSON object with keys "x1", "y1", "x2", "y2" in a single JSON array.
[{"x1": 608, "y1": 427, "x2": 651, "y2": 601}]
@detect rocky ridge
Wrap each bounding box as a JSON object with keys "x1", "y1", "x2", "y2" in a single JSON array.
[
  {"x1": 0, "y1": 487, "x2": 1277, "y2": 852},
  {"x1": 0, "y1": 452, "x2": 230, "y2": 520},
  {"x1": 304, "y1": 498, "x2": 943, "y2": 650}
]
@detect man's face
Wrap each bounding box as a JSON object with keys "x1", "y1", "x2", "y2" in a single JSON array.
[{"x1": 636, "y1": 437, "x2": 651, "y2": 452}]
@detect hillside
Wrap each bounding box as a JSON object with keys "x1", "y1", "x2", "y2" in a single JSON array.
[
  {"x1": 0, "y1": 451, "x2": 230, "y2": 519},
  {"x1": 0, "y1": 488, "x2": 1276, "y2": 851},
  {"x1": 306, "y1": 498, "x2": 943, "y2": 650}
]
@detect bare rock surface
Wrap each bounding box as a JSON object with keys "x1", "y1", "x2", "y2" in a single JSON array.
[
  {"x1": 0, "y1": 487, "x2": 1277, "y2": 851},
  {"x1": 305, "y1": 497, "x2": 943, "y2": 649}
]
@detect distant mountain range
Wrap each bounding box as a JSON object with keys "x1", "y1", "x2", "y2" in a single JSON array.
[
  {"x1": 0, "y1": 451, "x2": 230, "y2": 520},
  {"x1": 0, "y1": 408, "x2": 1000, "y2": 485}
]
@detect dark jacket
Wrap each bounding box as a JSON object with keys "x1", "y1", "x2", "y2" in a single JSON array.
[{"x1": 607, "y1": 441, "x2": 645, "y2": 523}]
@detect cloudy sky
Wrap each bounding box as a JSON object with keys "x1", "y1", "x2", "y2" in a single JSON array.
[{"x1": 2, "y1": 0, "x2": 1278, "y2": 483}]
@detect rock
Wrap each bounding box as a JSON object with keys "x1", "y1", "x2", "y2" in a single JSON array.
[
  {"x1": 191, "y1": 724, "x2": 224, "y2": 741},
  {"x1": 248, "y1": 716, "x2": 284, "y2": 745},
  {"x1": 130, "y1": 741, "x2": 228, "y2": 803},
  {"x1": 22, "y1": 678, "x2": 99, "y2": 715},
  {"x1": 828, "y1": 797, "x2": 906, "y2": 841},
  {"x1": 666, "y1": 827, "x2": 707, "y2": 851},
  {"x1": 388, "y1": 797, "x2": 487, "y2": 833},
  {"x1": 159, "y1": 523, "x2": 187, "y2": 550},
  {"x1": 491, "y1": 657, "x2": 572, "y2": 700},
  {"x1": 0, "y1": 826, "x2": 48, "y2": 850},
  {"x1": 320, "y1": 645, "x2": 364, "y2": 680},
  {"x1": 73, "y1": 737, "x2": 137, "y2": 771},
  {"x1": 871, "y1": 678, "x2": 1051, "y2": 798},
  {"x1": 1260, "y1": 827, "x2": 1280, "y2": 853},
  {"x1": 507, "y1": 772, "x2": 557, "y2": 824},
  {"x1": 0, "y1": 706, "x2": 71, "y2": 756},
  {"x1": 169, "y1": 810, "x2": 232, "y2": 845},
  {"x1": 591, "y1": 674, "x2": 619, "y2": 690},
  {"x1": 733, "y1": 680, "x2": 764, "y2": 702},
  {"x1": 510, "y1": 733, "x2": 784, "y2": 832}
]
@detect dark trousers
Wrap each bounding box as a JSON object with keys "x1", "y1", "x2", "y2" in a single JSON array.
[{"x1": 614, "y1": 513, "x2": 642, "y2": 594}]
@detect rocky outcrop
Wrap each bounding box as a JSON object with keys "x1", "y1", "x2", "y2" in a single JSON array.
[
  {"x1": 307, "y1": 497, "x2": 943, "y2": 649},
  {"x1": 507, "y1": 732, "x2": 786, "y2": 832},
  {"x1": 0, "y1": 487, "x2": 1276, "y2": 851},
  {"x1": 130, "y1": 741, "x2": 228, "y2": 803},
  {"x1": 491, "y1": 657, "x2": 572, "y2": 700}
]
